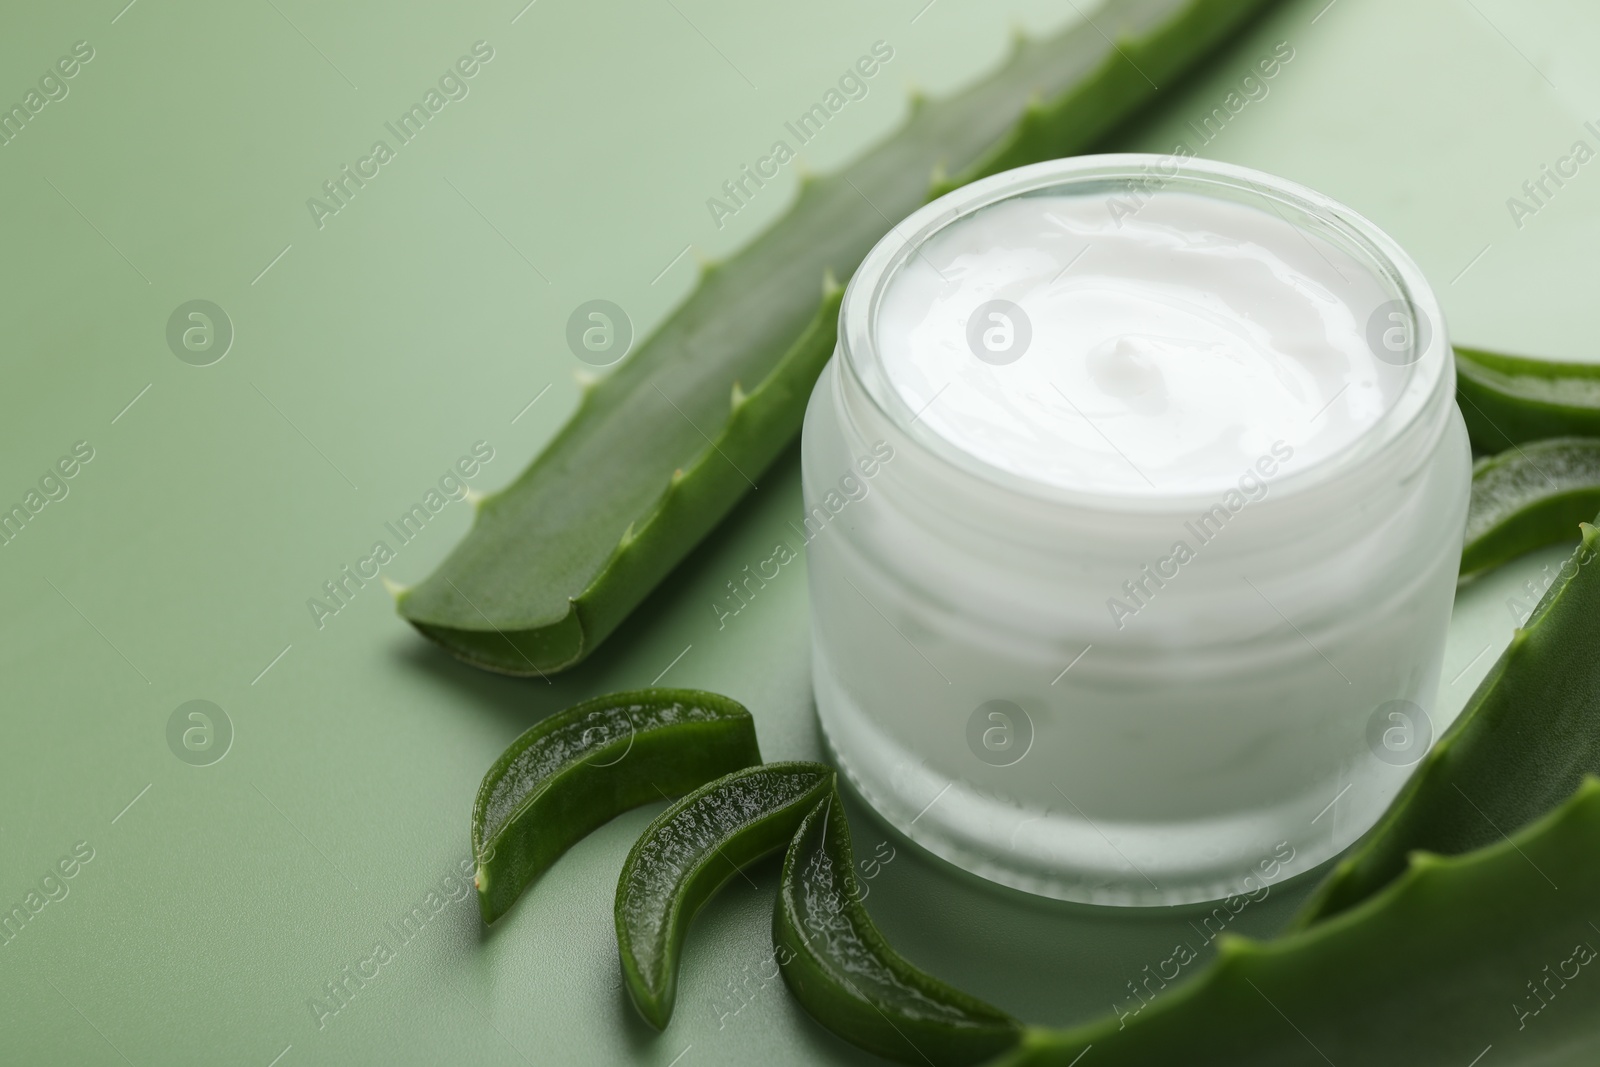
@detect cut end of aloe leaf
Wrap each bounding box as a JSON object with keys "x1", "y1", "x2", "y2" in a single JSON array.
[
  {"x1": 473, "y1": 864, "x2": 493, "y2": 924},
  {"x1": 408, "y1": 611, "x2": 585, "y2": 677}
]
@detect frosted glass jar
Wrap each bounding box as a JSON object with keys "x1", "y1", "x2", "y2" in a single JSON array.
[{"x1": 802, "y1": 155, "x2": 1470, "y2": 906}]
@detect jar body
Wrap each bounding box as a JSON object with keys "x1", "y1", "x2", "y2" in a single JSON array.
[
  {"x1": 802, "y1": 154, "x2": 1471, "y2": 905},
  {"x1": 805, "y1": 359, "x2": 1469, "y2": 904}
]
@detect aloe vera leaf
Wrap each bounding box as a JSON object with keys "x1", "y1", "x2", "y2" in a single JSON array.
[
  {"x1": 994, "y1": 778, "x2": 1600, "y2": 1066},
  {"x1": 471, "y1": 689, "x2": 761, "y2": 925},
  {"x1": 1290, "y1": 520, "x2": 1600, "y2": 929},
  {"x1": 775, "y1": 794, "x2": 1022, "y2": 1067},
  {"x1": 1461, "y1": 437, "x2": 1600, "y2": 577},
  {"x1": 1456, "y1": 345, "x2": 1600, "y2": 452},
  {"x1": 397, "y1": 0, "x2": 1285, "y2": 675},
  {"x1": 615, "y1": 762, "x2": 834, "y2": 1030}
]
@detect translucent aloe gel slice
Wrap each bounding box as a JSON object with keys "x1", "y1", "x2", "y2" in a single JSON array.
[
  {"x1": 774, "y1": 795, "x2": 1022, "y2": 1067},
  {"x1": 1456, "y1": 345, "x2": 1600, "y2": 452},
  {"x1": 614, "y1": 762, "x2": 834, "y2": 1029},
  {"x1": 398, "y1": 0, "x2": 1287, "y2": 675},
  {"x1": 471, "y1": 689, "x2": 761, "y2": 924},
  {"x1": 1461, "y1": 437, "x2": 1600, "y2": 576}
]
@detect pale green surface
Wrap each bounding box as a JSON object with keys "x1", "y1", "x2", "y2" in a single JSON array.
[{"x1": 0, "y1": 0, "x2": 1596, "y2": 1063}]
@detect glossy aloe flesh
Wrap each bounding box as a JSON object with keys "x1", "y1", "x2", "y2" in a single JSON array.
[
  {"x1": 775, "y1": 795, "x2": 1021, "y2": 1067},
  {"x1": 398, "y1": 0, "x2": 1286, "y2": 675},
  {"x1": 998, "y1": 779, "x2": 1600, "y2": 1066},
  {"x1": 471, "y1": 689, "x2": 761, "y2": 924},
  {"x1": 1294, "y1": 519, "x2": 1600, "y2": 927},
  {"x1": 1456, "y1": 345, "x2": 1600, "y2": 452},
  {"x1": 615, "y1": 762, "x2": 835, "y2": 1030},
  {"x1": 1461, "y1": 437, "x2": 1600, "y2": 576}
]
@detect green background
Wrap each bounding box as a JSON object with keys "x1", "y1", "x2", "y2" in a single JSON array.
[{"x1": 1, "y1": 0, "x2": 1595, "y2": 1062}]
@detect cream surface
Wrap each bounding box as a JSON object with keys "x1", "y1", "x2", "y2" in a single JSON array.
[{"x1": 874, "y1": 191, "x2": 1402, "y2": 494}]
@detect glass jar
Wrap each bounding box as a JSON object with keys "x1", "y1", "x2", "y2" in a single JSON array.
[{"x1": 802, "y1": 154, "x2": 1470, "y2": 906}]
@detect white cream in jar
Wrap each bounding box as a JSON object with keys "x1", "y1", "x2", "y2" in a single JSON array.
[{"x1": 803, "y1": 155, "x2": 1470, "y2": 905}]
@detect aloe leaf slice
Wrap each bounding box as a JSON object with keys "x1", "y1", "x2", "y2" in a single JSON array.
[
  {"x1": 995, "y1": 779, "x2": 1600, "y2": 1066},
  {"x1": 398, "y1": 0, "x2": 1285, "y2": 675},
  {"x1": 1456, "y1": 345, "x2": 1600, "y2": 452},
  {"x1": 1462, "y1": 437, "x2": 1600, "y2": 577},
  {"x1": 615, "y1": 762, "x2": 835, "y2": 1030},
  {"x1": 471, "y1": 688, "x2": 761, "y2": 925},
  {"x1": 1292, "y1": 520, "x2": 1600, "y2": 928},
  {"x1": 775, "y1": 794, "x2": 1022, "y2": 1067}
]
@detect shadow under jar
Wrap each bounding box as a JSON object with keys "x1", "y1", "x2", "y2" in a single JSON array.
[{"x1": 802, "y1": 154, "x2": 1470, "y2": 906}]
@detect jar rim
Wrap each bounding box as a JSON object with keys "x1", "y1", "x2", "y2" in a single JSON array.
[{"x1": 836, "y1": 153, "x2": 1453, "y2": 513}]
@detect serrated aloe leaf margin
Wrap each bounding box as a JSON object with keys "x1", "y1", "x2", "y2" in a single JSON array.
[
  {"x1": 993, "y1": 778, "x2": 1600, "y2": 1066},
  {"x1": 399, "y1": 0, "x2": 1285, "y2": 675},
  {"x1": 1292, "y1": 520, "x2": 1600, "y2": 928}
]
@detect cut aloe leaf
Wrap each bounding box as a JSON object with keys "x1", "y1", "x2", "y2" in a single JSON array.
[
  {"x1": 398, "y1": 0, "x2": 1286, "y2": 675},
  {"x1": 1456, "y1": 345, "x2": 1600, "y2": 452},
  {"x1": 775, "y1": 795, "x2": 1022, "y2": 1066},
  {"x1": 615, "y1": 762, "x2": 834, "y2": 1030},
  {"x1": 1293, "y1": 520, "x2": 1600, "y2": 928},
  {"x1": 996, "y1": 778, "x2": 1600, "y2": 1066},
  {"x1": 1461, "y1": 437, "x2": 1600, "y2": 577},
  {"x1": 471, "y1": 689, "x2": 761, "y2": 925}
]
